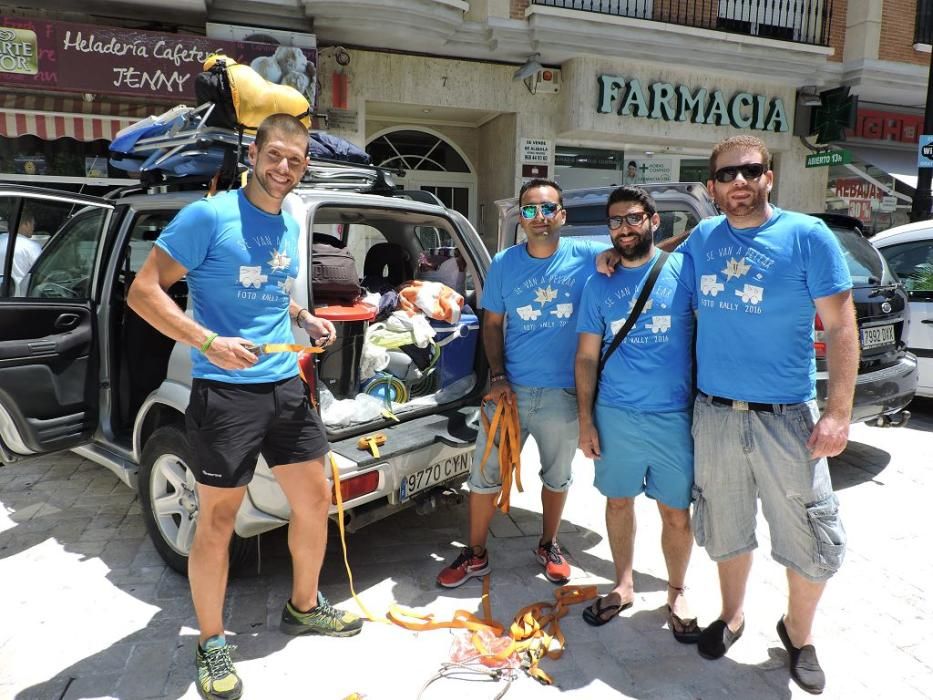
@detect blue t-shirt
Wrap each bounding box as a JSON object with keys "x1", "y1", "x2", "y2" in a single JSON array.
[
  {"x1": 577, "y1": 250, "x2": 695, "y2": 412},
  {"x1": 680, "y1": 208, "x2": 851, "y2": 403},
  {"x1": 156, "y1": 189, "x2": 300, "y2": 383},
  {"x1": 483, "y1": 237, "x2": 604, "y2": 388}
]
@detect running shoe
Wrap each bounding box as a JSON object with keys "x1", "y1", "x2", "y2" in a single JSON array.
[
  {"x1": 536, "y1": 540, "x2": 571, "y2": 583},
  {"x1": 436, "y1": 546, "x2": 490, "y2": 588},
  {"x1": 280, "y1": 592, "x2": 363, "y2": 637},
  {"x1": 195, "y1": 636, "x2": 242, "y2": 700}
]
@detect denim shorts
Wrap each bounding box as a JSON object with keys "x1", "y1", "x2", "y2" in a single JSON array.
[
  {"x1": 468, "y1": 384, "x2": 578, "y2": 494},
  {"x1": 691, "y1": 393, "x2": 846, "y2": 582},
  {"x1": 593, "y1": 403, "x2": 693, "y2": 509}
]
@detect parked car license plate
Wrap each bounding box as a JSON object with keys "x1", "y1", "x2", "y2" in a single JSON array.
[
  {"x1": 861, "y1": 324, "x2": 896, "y2": 350},
  {"x1": 399, "y1": 450, "x2": 473, "y2": 502}
]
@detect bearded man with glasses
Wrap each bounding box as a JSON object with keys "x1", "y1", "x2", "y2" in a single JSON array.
[
  {"x1": 437, "y1": 178, "x2": 608, "y2": 589},
  {"x1": 679, "y1": 135, "x2": 858, "y2": 694},
  {"x1": 575, "y1": 186, "x2": 699, "y2": 641}
]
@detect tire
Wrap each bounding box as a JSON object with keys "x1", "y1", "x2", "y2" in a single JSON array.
[{"x1": 138, "y1": 424, "x2": 256, "y2": 576}]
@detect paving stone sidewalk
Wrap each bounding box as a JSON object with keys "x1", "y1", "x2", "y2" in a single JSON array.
[{"x1": 0, "y1": 401, "x2": 931, "y2": 699}]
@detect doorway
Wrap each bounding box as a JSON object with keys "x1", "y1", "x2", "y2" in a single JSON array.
[{"x1": 367, "y1": 128, "x2": 477, "y2": 225}]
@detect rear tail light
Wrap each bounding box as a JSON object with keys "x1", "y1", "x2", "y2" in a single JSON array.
[
  {"x1": 333, "y1": 470, "x2": 379, "y2": 504},
  {"x1": 814, "y1": 314, "x2": 826, "y2": 359}
]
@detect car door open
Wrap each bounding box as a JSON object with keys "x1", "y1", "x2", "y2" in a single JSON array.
[{"x1": 0, "y1": 188, "x2": 114, "y2": 462}]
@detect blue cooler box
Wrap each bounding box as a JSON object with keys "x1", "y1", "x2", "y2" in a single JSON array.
[{"x1": 431, "y1": 313, "x2": 479, "y2": 388}]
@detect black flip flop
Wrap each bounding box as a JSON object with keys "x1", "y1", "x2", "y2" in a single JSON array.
[
  {"x1": 667, "y1": 605, "x2": 701, "y2": 644},
  {"x1": 582, "y1": 593, "x2": 633, "y2": 627}
]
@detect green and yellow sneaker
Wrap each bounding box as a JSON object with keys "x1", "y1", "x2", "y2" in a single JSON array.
[
  {"x1": 280, "y1": 592, "x2": 363, "y2": 637},
  {"x1": 195, "y1": 636, "x2": 242, "y2": 700}
]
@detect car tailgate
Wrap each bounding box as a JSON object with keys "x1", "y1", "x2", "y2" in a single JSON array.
[{"x1": 328, "y1": 405, "x2": 477, "y2": 467}]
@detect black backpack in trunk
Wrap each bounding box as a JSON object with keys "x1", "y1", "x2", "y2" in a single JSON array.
[{"x1": 311, "y1": 241, "x2": 361, "y2": 304}]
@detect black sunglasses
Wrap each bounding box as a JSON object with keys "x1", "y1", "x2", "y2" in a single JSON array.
[
  {"x1": 607, "y1": 212, "x2": 649, "y2": 229},
  {"x1": 712, "y1": 163, "x2": 767, "y2": 183}
]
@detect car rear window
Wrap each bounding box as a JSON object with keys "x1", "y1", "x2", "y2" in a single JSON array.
[{"x1": 826, "y1": 226, "x2": 891, "y2": 285}]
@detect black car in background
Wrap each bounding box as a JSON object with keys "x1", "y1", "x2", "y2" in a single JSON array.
[{"x1": 811, "y1": 213, "x2": 917, "y2": 425}]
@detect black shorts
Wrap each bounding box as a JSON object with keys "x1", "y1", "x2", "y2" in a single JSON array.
[{"x1": 185, "y1": 375, "x2": 330, "y2": 488}]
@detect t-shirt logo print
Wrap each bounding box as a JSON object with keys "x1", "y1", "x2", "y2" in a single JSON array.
[
  {"x1": 240, "y1": 266, "x2": 268, "y2": 288},
  {"x1": 700, "y1": 275, "x2": 725, "y2": 297},
  {"x1": 722, "y1": 257, "x2": 751, "y2": 280},
  {"x1": 517, "y1": 305, "x2": 542, "y2": 321},
  {"x1": 736, "y1": 283, "x2": 764, "y2": 304},
  {"x1": 534, "y1": 285, "x2": 558, "y2": 305},
  {"x1": 267, "y1": 249, "x2": 291, "y2": 271},
  {"x1": 646, "y1": 315, "x2": 671, "y2": 334}
]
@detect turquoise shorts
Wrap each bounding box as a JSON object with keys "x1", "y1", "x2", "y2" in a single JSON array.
[{"x1": 593, "y1": 403, "x2": 693, "y2": 510}]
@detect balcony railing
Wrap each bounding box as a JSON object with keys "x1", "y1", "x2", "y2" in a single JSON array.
[{"x1": 529, "y1": 1, "x2": 834, "y2": 47}]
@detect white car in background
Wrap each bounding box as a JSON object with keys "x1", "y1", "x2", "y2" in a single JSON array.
[{"x1": 872, "y1": 221, "x2": 933, "y2": 398}]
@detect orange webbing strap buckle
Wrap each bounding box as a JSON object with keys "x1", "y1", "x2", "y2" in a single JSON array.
[
  {"x1": 478, "y1": 397, "x2": 522, "y2": 513},
  {"x1": 329, "y1": 453, "x2": 388, "y2": 624}
]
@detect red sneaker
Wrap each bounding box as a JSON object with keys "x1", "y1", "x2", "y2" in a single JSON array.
[
  {"x1": 536, "y1": 541, "x2": 571, "y2": 583},
  {"x1": 436, "y1": 546, "x2": 490, "y2": 588}
]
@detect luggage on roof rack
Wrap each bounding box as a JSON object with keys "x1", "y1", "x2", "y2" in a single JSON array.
[
  {"x1": 109, "y1": 103, "x2": 404, "y2": 193},
  {"x1": 110, "y1": 103, "x2": 252, "y2": 187}
]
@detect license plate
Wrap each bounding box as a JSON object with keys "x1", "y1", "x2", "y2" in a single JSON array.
[
  {"x1": 399, "y1": 451, "x2": 473, "y2": 502},
  {"x1": 861, "y1": 324, "x2": 896, "y2": 350}
]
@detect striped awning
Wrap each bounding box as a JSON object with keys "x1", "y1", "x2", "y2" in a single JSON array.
[{"x1": 0, "y1": 94, "x2": 156, "y2": 142}]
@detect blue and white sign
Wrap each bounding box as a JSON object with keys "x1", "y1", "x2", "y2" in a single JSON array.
[{"x1": 918, "y1": 134, "x2": 933, "y2": 168}]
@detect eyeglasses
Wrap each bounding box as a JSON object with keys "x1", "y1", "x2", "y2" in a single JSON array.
[
  {"x1": 519, "y1": 202, "x2": 562, "y2": 219},
  {"x1": 607, "y1": 212, "x2": 649, "y2": 229},
  {"x1": 712, "y1": 163, "x2": 767, "y2": 183}
]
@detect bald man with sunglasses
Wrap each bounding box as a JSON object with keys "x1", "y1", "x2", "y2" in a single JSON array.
[
  {"x1": 677, "y1": 136, "x2": 858, "y2": 694},
  {"x1": 437, "y1": 178, "x2": 607, "y2": 589}
]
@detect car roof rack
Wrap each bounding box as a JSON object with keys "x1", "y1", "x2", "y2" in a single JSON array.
[
  {"x1": 300, "y1": 159, "x2": 403, "y2": 196},
  {"x1": 107, "y1": 103, "x2": 415, "y2": 199}
]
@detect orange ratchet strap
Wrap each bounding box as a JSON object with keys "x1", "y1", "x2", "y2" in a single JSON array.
[
  {"x1": 478, "y1": 397, "x2": 522, "y2": 513},
  {"x1": 387, "y1": 580, "x2": 597, "y2": 684},
  {"x1": 259, "y1": 343, "x2": 324, "y2": 354}
]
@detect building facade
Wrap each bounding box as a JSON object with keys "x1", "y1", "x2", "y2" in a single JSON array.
[{"x1": 3, "y1": 0, "x2": 921, "y2": 245}]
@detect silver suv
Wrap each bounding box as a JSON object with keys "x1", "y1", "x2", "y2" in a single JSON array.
[{"x1": 0, "y1": 173, "x2": 489, "y2": 573}]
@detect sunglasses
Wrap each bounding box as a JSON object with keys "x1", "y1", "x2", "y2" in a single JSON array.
[
  {"x1": 712, "y1": 163, "x2": 767, "y2": 183},
  {"x1": 519, "y1": 202, "x2": 562, "y2": 219},
  {"x1": 608, "y1": 212, "x2": 649, "y2": 229}
]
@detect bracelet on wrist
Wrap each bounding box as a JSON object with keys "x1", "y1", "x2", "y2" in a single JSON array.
[
  {"x1": 489, "y1": 373, "x2": 507, "y2": 384},
  {"x1": 199, "y1": 332, "x2": 219, "y2": 353},
  {"x1": 295, "y1": 308, "x2": 310, "y2": 325}
]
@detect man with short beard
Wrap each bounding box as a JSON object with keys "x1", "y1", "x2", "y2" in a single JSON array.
[
  {"x1": 682, "y1": 135, "x2": 857, "y2": 694},
  {"x1": 574, "y1": 185, "x2": 698, "y2": 640},
  {"x1": 129, "y1": 114, "x2": 362, "y2": 700}
]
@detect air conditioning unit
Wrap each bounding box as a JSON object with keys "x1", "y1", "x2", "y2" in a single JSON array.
[{"x1": 525, "y1": 68, "x2": 561, "y2": 95}]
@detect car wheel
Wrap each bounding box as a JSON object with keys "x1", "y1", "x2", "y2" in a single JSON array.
[{"x1": 138, "y1": 424, "x2": 255, "y2": 576}]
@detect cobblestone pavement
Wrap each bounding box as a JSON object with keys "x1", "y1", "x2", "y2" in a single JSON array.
[{"x1": 1, "y1": 400, "x2": 931, "y2": 700}]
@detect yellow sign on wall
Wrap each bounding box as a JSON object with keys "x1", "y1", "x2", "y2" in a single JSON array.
[{"x1": 0, "y1": 27, "x2": 38, "y2": 75}]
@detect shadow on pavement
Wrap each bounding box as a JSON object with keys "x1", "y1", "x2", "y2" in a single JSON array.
[
  {"x1": 2, "y1": 455, "x2": 803, "y2": 700},
  {"x1": 829, "y1": 440, "x2": 892, "y2": 490}
]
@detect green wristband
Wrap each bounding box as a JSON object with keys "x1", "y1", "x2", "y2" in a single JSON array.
[{"x1": 200, "y1": 332, "x2": 218, "y2": 353}]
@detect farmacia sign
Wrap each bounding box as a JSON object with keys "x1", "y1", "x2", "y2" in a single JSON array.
[{"x1": 597, "y1": 75, "x2": 789, "y2": 133}]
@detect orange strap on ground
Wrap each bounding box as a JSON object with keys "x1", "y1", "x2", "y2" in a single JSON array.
[
  {"x1": 329, "y1": 453, "x2": 388, "y2": 624},
  {"x1": 478, "y1": 397, "x2": 522, "y2": 513}
]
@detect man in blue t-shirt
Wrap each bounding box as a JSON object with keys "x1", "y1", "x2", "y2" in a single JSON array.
[
  {"x1": 575, "y1": 186, "x2": 699, "y2": 642},
  {"x1": 128, "y1": 114, "x2": 362, "y2": 700},
  {"x1": 682, "y1": 136, "x2": 858, "y2": 694},
  {"x1": 437, "y1": 178, "x2": 605, "y2": 588}
]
